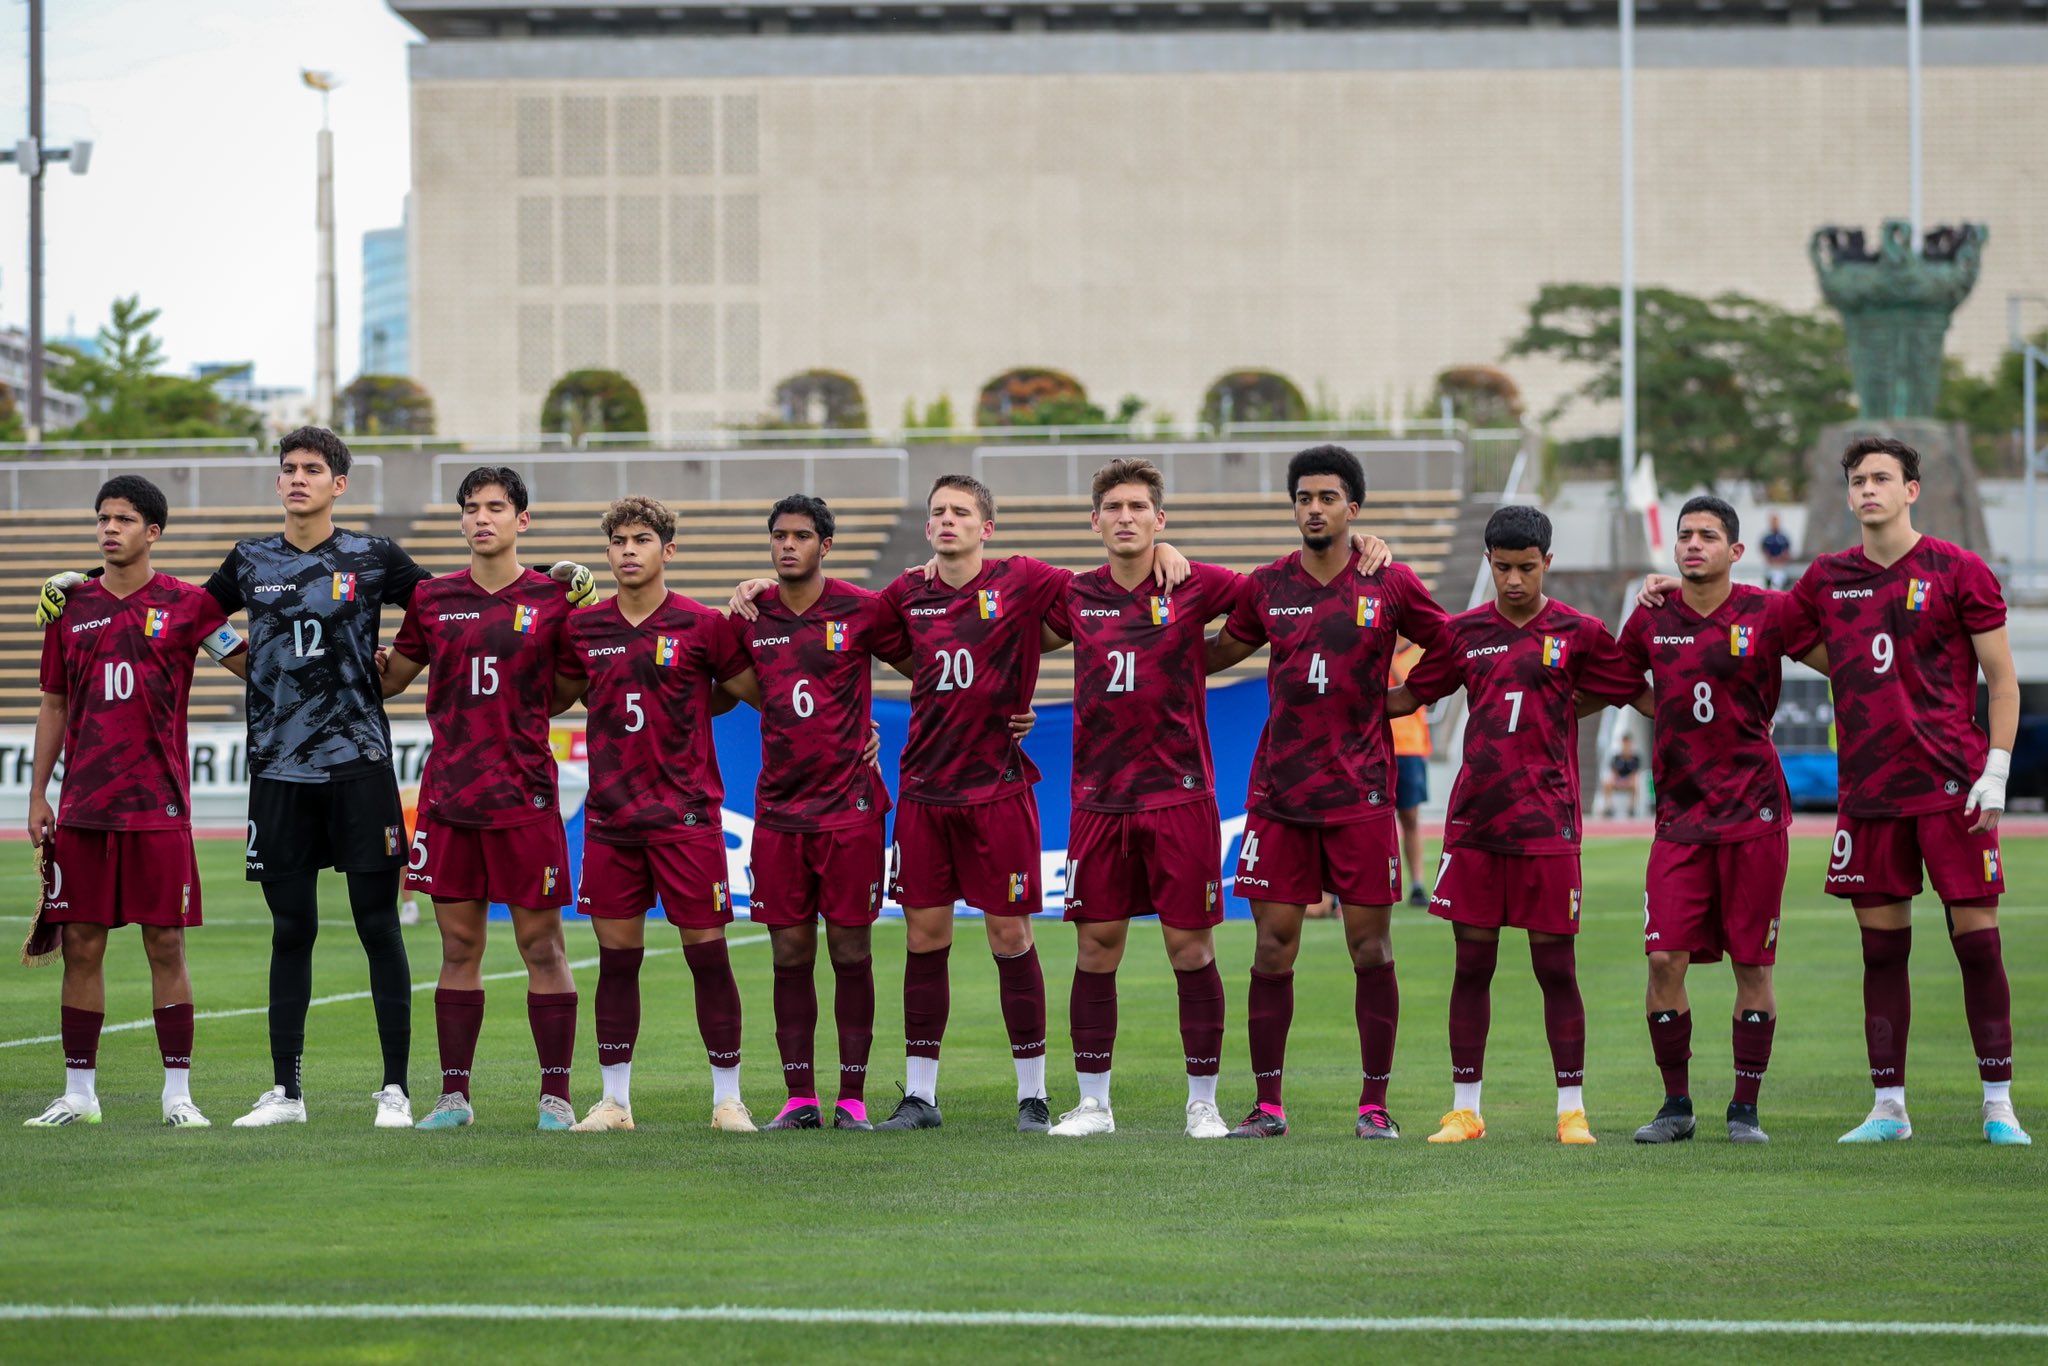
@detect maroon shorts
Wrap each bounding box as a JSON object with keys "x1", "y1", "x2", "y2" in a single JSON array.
[
  {"x1": 1645, "y1": 832, "x2": 1788, "y2": 965},
  {"x1": 1824, "y1": 808, "x2": 2003, "y2": 908},
  {"x1": 890, "y1": 791, "x2": 1043, "y2": 916},
  {"x1": 42, "y1": 826, "x2": 201, "y2": 929},
  {"x1": 749, "y1": 821, "x2": 886, "y2": 929},
  {"x1": 405, "y1": 814, "x2": 573, "y2": 910},
  {"x1": 1064, "y1": 799, "x2": 1224, "y2": 931},
  {"x1": 1235, "y1": 812, "x2": 1401, "y2": 908},
  {"x1": 578, "y1": 828, "x2": 734, "y2": 928},
  {"x1": 1428, "y1": 846, "x2": 1582, "y2": 936}
]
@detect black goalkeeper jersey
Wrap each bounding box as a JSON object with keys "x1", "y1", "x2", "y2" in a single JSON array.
[{"x1": 204, "y1": 528, "x2": 428, "y2": 782}]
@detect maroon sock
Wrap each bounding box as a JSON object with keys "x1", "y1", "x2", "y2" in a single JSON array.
[
  {"x1": 60, "y1": 1005, "x2": 103, "y2": 1073},
  {"x1": 527, "y1": 991, "x2": 577, "y2": 1102},
  {"x1": 1174, "y1": 961, "x2": 1226, "y2": 1079},
  {"x1": 994, "y1": 946, "x2": 1047, "y2": 1062},
  {"x1": 1355, "y1": 961, "x2": 1398, "y2": 1108},
  {"x1": 1070, "y1": 967, "x2": 1118, "y2": 1076},
  {"x1": 1860, "y1": 926, "x2": 1912, "y2": 1088},
  {"x1": 1247, "y1": 968, "x2": 1294, "y2": 1109},
  {"x1": 684, "y1": 938, "x2": 743, "y2": 1071},
  {"x1": 433, "y1": 988, "x2": 485, "y2": 1098},
  {"x1": 773, "y1": 963, "x2": 818, "y2": 1099},
  {"x1": 594, "y1": 946, "x2": 642, "y2": 1069},
  {"x1": 1648, "y1": 1008, "x2": 1692, "y2": 1098},
  {"x1": 153, "y1": 1002, "x2": 194, "y2": 1072},
  {"x1": 1448, "y1": 938, "x2": 1497, "y2": 1085},
  {"x1": 1529, "y1": 940, "x2": 1585, "y2": 1089},
  {"x1": 1732, "y1": 1009, "x2": 1775, "y2": 1106},
  {"x1": 1951, "y1": 928, "x2": 2013, "y2": 1083},
  {"x1": 903, "y1": 946, "x2": 950, "y2": 1060},
  {"x1": 832, "y1": 955, "x2": 875, "y2": 1102}
]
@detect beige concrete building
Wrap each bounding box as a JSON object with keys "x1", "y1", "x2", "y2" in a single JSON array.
[{"x1": 395, "y1": 3, "x2": 2048, "y2": 438}]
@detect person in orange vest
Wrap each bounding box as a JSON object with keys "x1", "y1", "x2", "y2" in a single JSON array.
[{"x1": 1389, "y1": 639, "x2": 1431, "y2": 907}]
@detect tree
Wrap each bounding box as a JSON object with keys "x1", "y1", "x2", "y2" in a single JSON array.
[
  {"x1": 771, "y1": 370, "x2": 867, "y2": 429},
  {"x1": 977, "y1": 368, "x2": 1089, "y2": 426},
  {"x1": 341, "y1": 374, "x2": 435, "y2": 436},
  {"x1": 1504, "y1": 284, "x2": 1855, "y2": 492},
  {"x1": 1434, "y1": 365, "x2": 1524, "y2": 428},
  {"x1": 1202, "y1": 370, "x2": 1307, "y2": 427},
  {"x1": 1938, "y1": 330, "x2": 2048, "y2": 473},
  {"x1": 540, "y1": 369, "x2": 648, "y2": 440},
  {"x1": 49, "y1": 295, "x2": 263, "y2": 442},
  {"x1": 0, "y1": 381, "x2": 23, "y2": 443}
]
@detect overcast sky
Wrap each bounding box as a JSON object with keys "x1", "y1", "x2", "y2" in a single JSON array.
[{"x1": 0, "y1": 0, "x2": 415, "y2": 390}]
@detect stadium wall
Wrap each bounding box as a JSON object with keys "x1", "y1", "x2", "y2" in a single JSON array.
[{"x1": 406, "y1": 26, "x2": 2048, "y2": 438}]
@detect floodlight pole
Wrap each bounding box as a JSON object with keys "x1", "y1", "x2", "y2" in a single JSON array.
[
  {"x1": 1619, "y1": 0, "x2": 1637, "y2": 493},
  {"x1": 1907, "y1": 0, "x2": 1922, "y2": 245},
  {"x1": 314, "y1": 95, "x2": 337, "y2": 427},
  {"x1": 27, "y1": 0, "x2": 45, "y2": 441}
]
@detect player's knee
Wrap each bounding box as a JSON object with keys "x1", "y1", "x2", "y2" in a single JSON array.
[
  {"x1": 825, "y1": 926, "x2": 870, "y2": 968},
  {"x1": 985, "y1": 917, "x2": 1032, "y2": 956},
  {"x1": 61, "y1": 924, "x2": 106, "y2": 967},
  {"x1": 1348, "y1": 934, "x2": 1393, "y2": 970},
  {"x1": 1646, "y1": 950, "x2": 1688, "y2": 979},
  {"x1": 515, "y1": 931, "x2": 566, "y2": 977},
  {"x1": 770, "y1": 934, "x2": 816, "y2": 972},
  {"x1": 140, "y1": 927, "x2": 186, "y2": 970}
]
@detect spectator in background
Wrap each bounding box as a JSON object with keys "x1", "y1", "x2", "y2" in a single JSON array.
[
  {"x1": 1390, "y1": 639, "x2": 1432, "y2": 908},
  {"x1": 1761, "y1": 514, "x2": 1793, "y2": 591},
  {"x1": 1600, "y1": 731, "x2": 1644, "y2": 820}
]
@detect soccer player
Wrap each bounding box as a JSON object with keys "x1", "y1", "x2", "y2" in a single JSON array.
[
  {"x1": 728, "y1": 494, "x2": 909, "y2": 1132},
  {"x1": 1619, "y1": 495, "x2": 1818, "y2": 1144},
  {"x1": 377, "y1": 466, "x2": 581, "y2": 1131},
  {"x1": 1202, "y1": 444, "x2": 1449, "y2": 1139},
  {"x1": 554, "y1": 495, "x2": 764, "y2": 1133},
  {"x1": 1037, "y1": 457, "x2": 1253, "y2": 1138},
  {"x1": 24, "y1": 476, "x2": 245, "y2": 1127},
  {"x1": 1389, "y1": 505, "x2": 1646, "y2": 1144},
  {"x1": 1732, "y1": 438, "x2": 2019, "y2": 1144}
]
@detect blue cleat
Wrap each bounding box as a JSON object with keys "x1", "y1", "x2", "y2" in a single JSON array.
[
  {"x1": 1838, "y1": 1098, "x2": 1911, "y2": 1143},
  {"x1": 537, "y1": 1095, "x2": 576, "y2": 1130},
  {"x1": 1984, "y1": 1100, "x2": 2032, "y2": 1146},
  {"x1": 414, "y1": 1093, "x2": 474, "y2": 1130}
]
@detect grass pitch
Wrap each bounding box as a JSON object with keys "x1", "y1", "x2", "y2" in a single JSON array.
[{"x1": 1, "y1": 834, "x2": 2044, "y2": 1364}]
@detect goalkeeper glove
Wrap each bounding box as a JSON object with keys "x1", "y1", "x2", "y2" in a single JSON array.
[
  {"x1": 36, "y1": 570, "x2": 93, "y2": 628},
  {"x1": 1964, "y1": 748, "x2": 2011, "y2": 820},
  {"x1": 550, "y1": 560, "x2": 598, "y2": 606}
]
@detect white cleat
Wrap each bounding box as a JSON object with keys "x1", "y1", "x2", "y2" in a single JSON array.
[
  {"x1": 161, "y1": 1098, "x2": 211, "y2": 1128},
  {"x1": 1185, "y1": 1098, "x2": 1230, "y2": 1139},
  {"x1": 24, "y1": 1094, "x2": 101, "y2": 1127},
  {"x1": 371, "y1": 1085, "x2": 415, "y2": 1129},
  {"x1": 231, "y1": 1087, "x2": 307, "y2": 1128},
  {"x1": 571, "y1": 1096, "x2": 636, "y2": 1132},
  {"x1": 710, "y1": 1097, "x2": 757, "y2": 1133},
  {"x1": 1049, "y1": 1095, "x2": 1116, "y2": 1136}
]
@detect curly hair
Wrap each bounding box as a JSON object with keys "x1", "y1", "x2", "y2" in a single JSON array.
[{"x1": 601, "y1": 495, "x2": 675, "y2": 544}]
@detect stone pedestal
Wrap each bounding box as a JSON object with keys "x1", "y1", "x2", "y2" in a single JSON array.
[{"x1": 1801, "y1": 418, "x2": 1989, "y2": 556}]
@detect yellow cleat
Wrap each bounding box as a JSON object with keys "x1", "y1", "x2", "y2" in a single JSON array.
[
  {"x1": 570, "y1": 1097, "x2": 635, "y2": 1132},
  {"x1": 1427, "y1": 1109, "x2": 1485, "y2": 1143},
  {"x1": 1557, "y1": 1109, "x2": 1597, "y2": 1144},
  {"x1": 710, "y1": 1097, "x2": 757, "y2": 1133}
]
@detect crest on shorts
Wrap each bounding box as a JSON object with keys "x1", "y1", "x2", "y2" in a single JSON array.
[
  {"x1": 542, "y1": 866, "x2": 559, "y2": 896},
  {"x1": 513, "y1": 604, "x2": 540, "y2": 634},
  {"x1": 1765, "y1": 916, "x2": 1780, "y2": 950},
  {"x1": 332, "y1": 573, "x2": 358, "y2": 601},
  {"x1": 1205, "y1": 880, "x2": 1220, "y2": 911},
  {"x1": 145, "y1": 608, "x2": 172, "y2": 639},
  {"x1": 977, "y1": 589, "x2": 1002, "y2": 620},
  {"x1": 1388, "y1": 857, "x2": 1399, "y2": 890},
  {"x1": 824, "y1": 620, "x2": 851, "y2": 652},
  {"x1": 1542, "y1": 636, "x2": 1568, "y2": 669},
  {"x1": 655, "y1": 635, "x2": 682, "y2": 667},
  {"x1": 1357, "y1": 596, "x2": 1380, "y2": 628},
  {"x1": 1007, "y1": 871, "x2": 1030, "y2": 902},
  {"x1": 383, "y1": 825, "x2": 402, "y2": 856},
  {"x1": 712, "y1": 881, "x2": 730, "y2": 914},
  {"x1": 1149, "y1": 596, "x2": 1173, "y2": 626},
  {"x1": 1568, "y1": 887, "x2": 1582, "y2": 922},
  {"x1": 1985, "y1": 849, "x2": 2001, "y2": 882},
  {"x1": 1906, "y1": 578, "x2": 1933, "y2": 613},
  {"x1": 1730, "y1": 624, "x2": 1755, "y2": 657}
]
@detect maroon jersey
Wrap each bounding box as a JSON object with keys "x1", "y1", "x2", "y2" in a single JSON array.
[
  {"x1": 559, "y1": 592, "x2": 750, "y2": 845},
  {"x1": 1405, "y1": 597, "x2": 1645, "y2": 854},
  {"x1": 1046, "y1": 560, "x2": 1245, "y2": 813},
  {"x1": 39, "y1": 574, "x2": 228, "y2": 831},
  {"x1": 391, "y1": 567, "x2": 571, "y2": 829},
  {"x1": 1224, "y1": 553, "x2": 1451, "y2": 825},
  {"x1": 1617, "y1": 584, "x2": 1792, "y2": 844},
  {"x1": 728, "y1": 578, "x2": 904, "y2": 832},
  {"x1": 1782, "y1": 536, "x2": 2006, "y2": 818},
  {"x1": 876, "y1": 555, "x2": 1069, "y2": 807}
]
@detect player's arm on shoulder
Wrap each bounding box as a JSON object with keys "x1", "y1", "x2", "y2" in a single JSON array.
[
  {"x1": 381, "y1": 539, "x2": 432, "y2": 606},
  {"x1": 1349, "y1": 531, "x2": 1392, "y2": 575},
  {"x1": 727, "y1": 577, "x2": 775, "y2": 621},
  {"x1": 1205, "y1": 626, "x2": 1260, "y2": 675},
  {"x1": 549, "y1": 671, "x2": 588, "y2": 715},
  {"x1": 1385, "y1": 683, "x2": 1424, "y2": 718},
  {"x1": 717, "y1": 665, "x2": 763, "y2": 711},
  {"x1": 203, "y1": 546, "x2": 244, "y2": 615},
  {"x1": 380, "y1": 646, "x2": 427, "y2": 698},
  {"x1": 27, "y1": 689, "x2": 65, "y2": 841},
  {"x1": 1967, "y1": 625, "x2": 2020, "y2": 833},
  {"x1": 1636, "y1": 573, "x2": 1681, "y2": 608},
  {"x1": 1151, "y1": 541, "x2": 1191, "y2": 589},
  {"x1": 1040, "y1": 619, "x2": 1071, "y2": 653}
]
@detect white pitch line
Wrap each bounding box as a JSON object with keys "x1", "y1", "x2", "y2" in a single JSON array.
[
  {"x1": 0, "y1": 934, "x2": 766, "y2": 1051},
  {"x1": 0, "y1": 1303, "x2": 2041, "y2": 1338}
]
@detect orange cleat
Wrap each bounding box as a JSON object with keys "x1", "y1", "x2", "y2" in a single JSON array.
[
  {"x1": 1557, "y1": 1108, "x2": 1597, "y2": 1144},
  {"x1": 1427, "y1": 1108, "x2": 1485, "y2": 1143}
]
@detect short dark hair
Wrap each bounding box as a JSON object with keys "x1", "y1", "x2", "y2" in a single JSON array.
[
  {"x1": 96, "y1": 474, "x2": 169, "y2": 532},
  {"x1": 1090, "y1": 457, "x2": 1165, "y2": 512},
  {"x1": 1841, "y1": 435, "x2": 1921, "y2": 484},
  {"x1": 1287, "y1": 444, "x2": 1365, "y2": 506},
  {"x1": 278, "y1": 425, "x2": 352, "y2": 478},
  {"x1": 1677, "y1": 494, "x2": 1739, "y2": 543},
  {"x1": 601, "y1": 494, "x2": 675, "y2": 544},
  {"x1": 456, "y1": 465, "x2": 530, "y2": 513},
  {"x1": 1484, "y1": 504, "x2": 1552, "y2": 555},
  {"x1": 929, "y1": 474, "x2": 995, "y2": 523},
  {"x1": 768, "y1": 493, "x2": 836, "y2": 541}
]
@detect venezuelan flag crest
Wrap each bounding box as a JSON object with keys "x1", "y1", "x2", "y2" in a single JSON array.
[
  {"x1": 1149, "y1": 596, "x2": 1172, "y2": 626},
  {"x1": 824, "y1": 620, "x2": 850, "y2": 652},
  {"x1": 977, "y1": 589, "x2": 1002, "y2": 620},
  {"x1": 1906, "y1": 578, "x2": 1933, "y2": 613},
  {"x1": 1730, "y1": 624, "x2": 1755, "y2": 657},
  {"x1": 512, "y1": 604, "x2": 540, "y2": 634},
  {"x1": 332, "y1": 572, "x2": 357, "y2": 601},
  {"x1": 144, "y1": 608, "x2": 172, "y2": 639},
  {"x1": 1357, "y1": 596, "x2": 1380, "y2": 628},
  {"x1": 1541, "y1": 635, "x2": 1568, "y2": 669},
  {"x1": 1007, "y1": 872, "x2": 1030, "y2": 902},
  {"x1": 654, "y1": 635, "x2": 682, "y2": 667},
  {"x1": 1985, "y1": 849, "x2": 2002, "y2": 883}
]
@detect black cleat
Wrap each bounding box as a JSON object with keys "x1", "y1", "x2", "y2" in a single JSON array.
[
  {"x1": 1726, "y1": 1102, "x2": 1769, "y2": 1144},
  {"x1": 1017, "y1": 1096, "x2": 1051, "y2": 1133},
  {"x1": 1407, "y1": 884, "x2": 1428, "y2": 909},
  {"x1": 1634, "y1": 1094, "x2": 1697, "y2": 1143},
  {"x1": 874, "y1": 1087, "x2": 942, "y2": 1131},
  {"x1": 763, "y1": 1102, "x2": 823, "y2": 1131},
  {"x1": 832, "y1": 1104, "x2": 873, "y2": 1131},
  {"x1": 1355, "y1": 1105, "x2": 1402, "y2": 1139},
  {"x1": 1226, "y1": 1107, "x2": 1288, "y2": 1139}
]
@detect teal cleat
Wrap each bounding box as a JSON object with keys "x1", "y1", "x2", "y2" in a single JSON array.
[
  {"x1": 414, "y1": 1093, "x2": 474, "y2": 1130},
  {"x1": 1838, "y1": 1099, "x2": 1912, "y2": 1143},
  {"x1": 537, "y1": 1095, "x2": 576, "y2": 1131},
  {"x1": 1984, "y1": 1100, "x2": 2032, "y2": 1146}
]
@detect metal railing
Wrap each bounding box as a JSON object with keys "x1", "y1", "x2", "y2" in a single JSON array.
[
  {"x1": 426, "y1": 447, "x2": 911, "y2": 506},
  {"x1": 970, "y1": 438, "x2": 1464, "y2": 499},
  {"x1": 1, "y1": 454, "x2": 384, "y2": 512}
]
